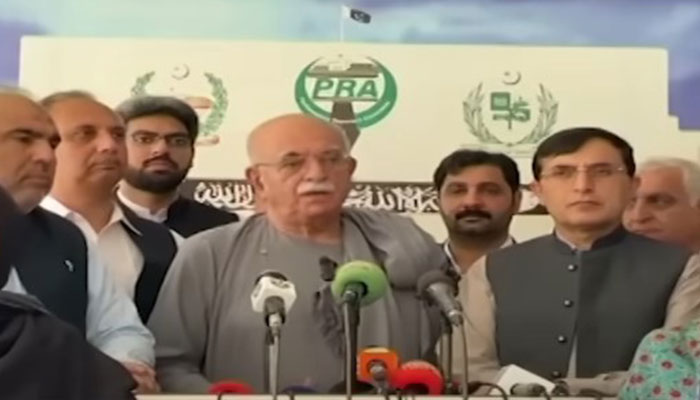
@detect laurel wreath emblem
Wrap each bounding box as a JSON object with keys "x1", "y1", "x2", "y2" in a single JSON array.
[
  {"x1": 130, "y1": 71, "x2": 228, "y2": 137},
  {"x1": 463, "y1": 83, "x2": 558, "y2": 146}
]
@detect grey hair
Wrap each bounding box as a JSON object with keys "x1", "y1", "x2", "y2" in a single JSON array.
[
  {"x1": 640, "y1": 157, "x2": 700, "y2": 203},
  {"x1": 0, "y1": 85, "x2": 35, "y2": 100},
  {"x1": 116, "y1": 95, "x2": 199, "y2": 141},
  {"x1": 39, "y1": 90, "x2": 96, "y2": 110}
]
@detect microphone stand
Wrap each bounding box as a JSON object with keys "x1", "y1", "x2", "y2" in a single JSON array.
[
  {"x1": 342, "y1": 295, "x2": 361, "y2": 400},
  {"x1": 457, "y1": 322, "x2": 469, "y2": 400},
  {"x1": 267, "y1": 312, "x2": 283, "y2": 400},
  {"x1": 439, "y1": 316, "x2": 458, "y2": 394},
  {"x1": 268, "y1": 334, "x2": 281, "y2": 400}
]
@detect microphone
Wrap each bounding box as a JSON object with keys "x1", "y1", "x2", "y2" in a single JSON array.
[
  {"x1": 493, "y1": 364, "x2": 555, "y2": 396},
  {"x1": 209, "y1": 380, "x2": 254, "y2": 395},
  {"x1": 251, "y1": 271, "x2": 296, "y2": 399},
  {"x1": 331, "y1": 261, "x2": 389, "y2": 399},
  {"x1": 357, "y1": 347, "x2": 400, "y2": 387},
  {"x1": 391, "y1": 360, "x2": 444, "y2": 395},
  {"x1": 251, "y1": 270, "x2": 297, "y2": 336},
  {"x1": 417, "y1": 270, "x2": 462, "y2": 326},
  {"x1": 319, "y1": 256, "x2": 338, "y2": 282},
  {"x1": 510, "y1": 382, "x2": 548, "y2": 396},
  {"x1": 330, "y1": 260, "x2": 388, "y2": 306}
]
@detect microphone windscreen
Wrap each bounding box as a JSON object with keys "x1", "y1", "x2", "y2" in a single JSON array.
[
  {"x1": 255, "y1": 270, "x2": 288, "y2": 284},
  {"x1": 391, "y1": 360, "x2": 444, "y2": 395},
  {"x1": 358, "y1": 347, "x2": 400, "y2": 382},
  {"x1": 416, "y1": 270, "x2": 457, "y2": 296},
  {"x1": 331, "y1": 260, "x2": 388, "y2": 305},
  {"x1": 209, "y1": 380, "x2": 254, "y2": 394}
]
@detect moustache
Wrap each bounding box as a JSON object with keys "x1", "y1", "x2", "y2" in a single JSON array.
[
  {"x1": 144, "y1": 156, "x2": 177, "y2": 169},
  {"x1": 297, "y1": 181, "x2": 335, "y2": 195},
  {"x1": 455, "y1": 208, "x2": 492, "y2": 220}
]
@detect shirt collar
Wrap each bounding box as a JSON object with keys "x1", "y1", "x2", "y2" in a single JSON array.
[
  {"x1": 444, "y1": 236, "x2": 515, "y2": 273},
  {"x1": 116, "y1": 189, "x2": 170, "y2": 224},
  {"x1": 552, "y1": 225, "x2": 627, "y2": 253},
  {"x1": 40, "y1": 195, "x2": 142, "y2": 236}
]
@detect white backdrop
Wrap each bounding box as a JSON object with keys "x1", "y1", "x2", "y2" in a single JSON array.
[{"x1": 20, "y1": 38, "x2": 698, "y2": 241}]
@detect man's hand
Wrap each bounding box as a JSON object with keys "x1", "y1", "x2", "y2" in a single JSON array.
[{"x1": 122, "y1": 361, "x2": 160, "y2": 393}]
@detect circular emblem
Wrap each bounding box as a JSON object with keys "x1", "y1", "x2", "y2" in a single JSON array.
[
  {"x1": 130, "y1": 70, "x2": 228, "y2": 145},
  {"x1": 462, "y1": 78, "x2": 558, "y2": 149},
  {"x1": 294, "y1": 55, "x2": 397, "y2": 129}
]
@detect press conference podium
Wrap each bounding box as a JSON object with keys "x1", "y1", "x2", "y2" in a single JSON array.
[{"x1": 135, "y1": 396, "x2": 614, "y2": 399}]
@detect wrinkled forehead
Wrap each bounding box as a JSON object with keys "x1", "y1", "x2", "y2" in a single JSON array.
[
  {"x1": 48, "y1": 98, "x2": 123, "y2": 133},
  {"x1": 252, "y1": 122, "x2": 346, "y2": 161},
  {"x1": 0, "y1": 95, "x2": 55, "y2": 135},
  {"x1": 637, "y1": 167, "x2": 686, "y2": 193}
]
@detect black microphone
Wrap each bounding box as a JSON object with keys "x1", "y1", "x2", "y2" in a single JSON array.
[
  {"x1": 319, "y1": 256, "x2": 338, "y2": 282},
  {"x1": 417, "y1": 270, "x2": 463, "y2": 326}
]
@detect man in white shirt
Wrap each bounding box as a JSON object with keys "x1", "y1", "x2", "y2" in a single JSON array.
[
  {"x1": 0, "y1": 88, "x2": 157, "y2": 392},
  {"x1": 433, "y1": 149, "x2": 520, "y2": 274},
  {"x1": 39, "y1": 90, "x2": 177, "y2": 318}
]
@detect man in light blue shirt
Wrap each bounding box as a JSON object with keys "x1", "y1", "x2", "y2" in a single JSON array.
[{"x1": 0, "y1": 88, "x2": 158, "y2": 393}]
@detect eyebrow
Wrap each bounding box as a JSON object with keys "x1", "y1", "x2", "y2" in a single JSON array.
[
  {"x1": 444, "y1": 180, "x2": 503, "y2": 186},
  {"x1": 549, "y1": 162, "x2": 615, "y2": 168},
  {"x1": 71, "y1": 123, "x2": 96, "y2": 132},
  {"x1": 639, "y1": 191, "x2": 676, "y2": 199},
  {"x1": 8, "y1": 128, "x2": 46, "y2": 137},
  {"x1": 131, "y1": 129, "x2": 189, "y2": 136}
]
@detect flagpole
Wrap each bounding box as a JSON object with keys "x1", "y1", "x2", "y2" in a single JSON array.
[{"x1": 339, "y1": 6, "x2": 345, "y2": 42}]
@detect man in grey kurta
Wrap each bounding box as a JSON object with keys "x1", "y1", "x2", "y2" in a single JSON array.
[{"x1": 148, "y1": 114, "x2": 445, "y2": 393}]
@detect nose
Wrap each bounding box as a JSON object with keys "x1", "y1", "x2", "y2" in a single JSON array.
[
  {"x1": 149, "y1": 137, "x2": 169, "y2": 157},
  {"x1": 95, "y1": 130, "x2": 122, "y2": 153},
  {"x1": 572, "y1": 170, "x2": 594, "y2": 193},
  {"x1": 303, "y1": 156, "x2": 329, "y2": 181},
  {"x1": 462, "y1": 189, "x2": 484, "y2": 209},
  {"x1": 32, "y1": 140, "x2": 56, "y2": 168},
  {"x1": 624, "y1": 199, "x2": 652, "y2": 227}
]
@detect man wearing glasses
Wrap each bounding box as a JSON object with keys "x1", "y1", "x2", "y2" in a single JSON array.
[
  {"x1": 116, "y1": 96, "x2": 238, "y2": 238},
  {"x1": 463, "y1": 127, "x2": 700, "y2": 396},
  {"x1": 148, "y1": 113, "x2": 444, "y2": 393}
]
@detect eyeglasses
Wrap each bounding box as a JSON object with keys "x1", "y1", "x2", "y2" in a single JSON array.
[
  {"x1": 254, "y1": 151, "x2": 350, "y2": 174},
  {"x1": 130, "y1": 132, "x2": 192, "y2": 148},
  {"x1": 540, "y1": 164, "x2": 627, "y2": 181}
]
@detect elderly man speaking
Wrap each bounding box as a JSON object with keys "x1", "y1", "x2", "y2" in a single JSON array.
[{"x1": 148, "y1": 113, "x2": 445, "y2": 393}]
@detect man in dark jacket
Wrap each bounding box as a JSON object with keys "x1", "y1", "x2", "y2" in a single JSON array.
[
  {"x1": 0, "y1": 186, "x2": 136, "y2": 400},
  {"x1": 116, "y1": 95, "x2": 238, "y2": 237}
]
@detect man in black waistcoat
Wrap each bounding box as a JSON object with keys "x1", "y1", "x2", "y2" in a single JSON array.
[
  {"x1": 0, "y1": 89, "x2": 157, "y2": 393},
  {"x1": 115, "y1": 95, "x2": 238, "y2": 237},
  {"x1": 1, "y1": 186, "x2": 137, "y2": 399},
  {"x1": 463, "y1": 127, "x2": 700, "y2": 396},
  {"x1": 40, "y1": 91, "x2": 177, "y2": 325}
]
